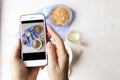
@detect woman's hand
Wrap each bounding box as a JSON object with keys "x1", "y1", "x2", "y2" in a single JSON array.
[
  {"x1": 46, "y1": 26, "x2": 69, "y2": 80},
  {"x1": 9, "y1": 39, "x2": 43, "y2": 80}
]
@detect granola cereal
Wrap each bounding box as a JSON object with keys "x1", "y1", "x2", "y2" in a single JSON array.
[{"x1": 50, "y1": 7, "x2": 70, "y2": 26}]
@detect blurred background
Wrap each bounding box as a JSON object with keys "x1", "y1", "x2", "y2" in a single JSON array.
[
  {"x1": 0, "y1": 0, "x2": 2, "y2": 79},
  {"x1": 1, "y1": 0, "x2": 120, "y2": 80}
]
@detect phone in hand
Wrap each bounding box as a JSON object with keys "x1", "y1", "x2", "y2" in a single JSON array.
[{"x1": 20, "y1": 14, "x2": 47, "y2": 67}]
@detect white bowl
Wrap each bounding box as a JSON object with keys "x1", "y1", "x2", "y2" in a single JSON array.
[{"x1": 50, "y1": 5, "x2": 72, "y2": 26}]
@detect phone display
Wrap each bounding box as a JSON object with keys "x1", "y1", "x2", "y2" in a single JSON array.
[{"x1": 20, "y1": 14, "x2": 47, "y2": 67}]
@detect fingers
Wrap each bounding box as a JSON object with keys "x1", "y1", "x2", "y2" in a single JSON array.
[
  {"x1": 46, "y1": 31, "x2": 51, "y2": 42},
  {"x1": 46, "y1": 42, "x2": 57, "y2": 66},
  {"x1": 46, "y1": 26, "x2": 65, "y2": 51},
  {"x1": 46, "y1": 26, "x2": 51, "y2": 42},
  {"x1": 46, "y1": 25, "x2": 61, "y2": 42},
  {"x1": 11, "y1": 39, "x2": 21, "y2": 60}
]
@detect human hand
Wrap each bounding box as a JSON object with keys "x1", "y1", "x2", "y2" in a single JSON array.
[
  {"x1": 46, "y1": 26, "x2": 69, "y2": 80},
  {"x1": 9, "y1": 39, "x2": 43, "y2": 80}
]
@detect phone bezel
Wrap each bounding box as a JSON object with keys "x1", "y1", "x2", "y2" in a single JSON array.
[{"x1": 20, "y1": 14, "x2": 47, "y2": 67}]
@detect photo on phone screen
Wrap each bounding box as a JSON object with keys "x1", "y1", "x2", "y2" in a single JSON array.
[{"x1": 21, "y1": 19, "x2": 46, "y2": 61}]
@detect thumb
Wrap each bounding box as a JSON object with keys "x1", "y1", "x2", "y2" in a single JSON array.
[
  {"x1": 10, "y1": 39, "x2": 21, "y2": 70},
  {"x1": 11, "y1": 39, "x2": 21, "y2": 60},
  {"x1": 46, "y1": 42, "x2": 57, "y2": 66}
]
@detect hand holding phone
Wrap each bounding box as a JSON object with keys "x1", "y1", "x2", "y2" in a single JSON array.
[
  {"x1": 20, "y1": 14, "x2": 47, "y2": 67},
  {"x1": 10, "y1": 24, "x2": 69, "y2": 80}
]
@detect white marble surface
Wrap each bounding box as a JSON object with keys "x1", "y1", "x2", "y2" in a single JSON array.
[{"x1": 1, "y1": 0, "x2": 120, "y2": 80}]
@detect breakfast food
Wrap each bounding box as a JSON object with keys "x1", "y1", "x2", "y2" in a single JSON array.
[
  {"x1": 32, "y1": 39, "x2": 42, "y2": 49},
  {"x1": 50, "y1": 6, "x2": 70, "y2": 26},
  {"x1": 39, "y1": 33, "x2": 44, "y2": 41},
  {"x1": 34, "y1": 25, "x2": 42, "y2": 33},
  {"x1": 67, "y1": 31, "x2": 81, "y2": 42},
  {"x1": 25, "y1": 32, "x2": 31, "y2": 37},
  {"x1": 23, "y1": 40, "x2": 27, "y2": 45},
  {"x1": 67, "y1": 31, "x2": 83, "y2": 45}
]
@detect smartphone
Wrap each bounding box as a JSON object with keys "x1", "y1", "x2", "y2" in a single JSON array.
[{"x1": 20, "y1": 14, "x2": 47, "y2": 67}]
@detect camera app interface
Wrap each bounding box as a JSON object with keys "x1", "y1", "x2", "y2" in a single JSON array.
[{"x1": 21, "y1": 20, "x2": 46, "y2": 61}]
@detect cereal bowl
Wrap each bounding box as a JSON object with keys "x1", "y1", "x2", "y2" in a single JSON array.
[
  {"x1": 49, "y1": 5, "x2": 72, "y2": 26},
  {"x1": 34, "y1": 25, "x2": 42, "y2": 34},
  {"x1": 32, "y1": 39, "x2": 42, "y2": 49}
]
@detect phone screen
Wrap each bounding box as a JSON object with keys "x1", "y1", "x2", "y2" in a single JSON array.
[{"x1": 21, "y1": 19, "x2": 46, "y2": 61}]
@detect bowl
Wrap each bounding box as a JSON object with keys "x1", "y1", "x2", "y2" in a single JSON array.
[
  {"x1": 25, "y1": 31, "x2": 31, "y2": 37},
  {"x1": 34, "y1": 25, "x2": 42, "y2": 34},
  {"x1": 49, "y1": 5, "x2": 72, "y2": 26},
  {"x1": 39, "y1": 33, "x2": 45, "y2": 41},
  {"x1": 32, "y1": 39, "x2": 42, "y2": 49}
]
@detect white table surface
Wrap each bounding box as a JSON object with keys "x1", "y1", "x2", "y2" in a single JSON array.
[{"x1": 1, "y1": 0, "x2": 120, "y2": 80}]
